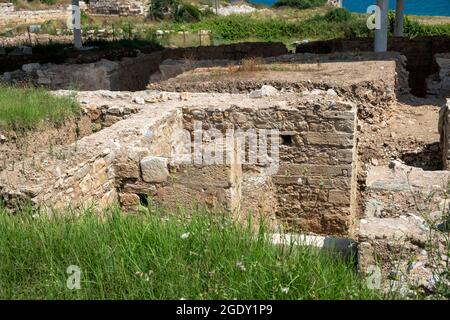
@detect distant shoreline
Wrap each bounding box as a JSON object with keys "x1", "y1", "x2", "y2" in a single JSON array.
[{"x1": 248, "y1": 0, "x2": 450, "y2": 17}]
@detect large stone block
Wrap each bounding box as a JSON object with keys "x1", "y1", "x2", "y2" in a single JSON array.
[
  {"x1": 140, "y1": 156, "x2": 169, "y2": 183},
  {"x1": 304, "y1": 132, "x2": 354, "y2": 147}
]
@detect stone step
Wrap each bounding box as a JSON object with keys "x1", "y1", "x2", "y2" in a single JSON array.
[{"x1": 364, "y1": 161, "x2": 450, "y2": 218}]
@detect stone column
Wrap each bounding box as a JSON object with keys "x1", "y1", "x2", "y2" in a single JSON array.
[
  {"x1": 439, "y1": 100, "x2": 450, "y2": 170},
  {"x1": 394, "y1": 0, "x2": 405, "y2": 37},
  {"x1": 374, "y1": 0, "x2": 389, "y2": 52},
  {"x1": 72, "y1": 0, "x2": 82, "y2": 49}
]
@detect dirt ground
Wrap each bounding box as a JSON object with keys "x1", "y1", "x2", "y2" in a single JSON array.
[
  {"x1": 359, "y1": 99, "x2": 442, "y2": 171},
  {"x1": 151, "y1": 60, "x2": 398, "y2": 87},
  {"x1": 0, "y1": 114, "x2": 93, "y2": 168}
]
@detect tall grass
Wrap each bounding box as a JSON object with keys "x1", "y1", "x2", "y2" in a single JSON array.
[
  {"x1": 0, "y1": 206, "x2": 383, "y2": 300},
  {"x1": 0, "y1": 86, "x2": 79, "y2": 131}
]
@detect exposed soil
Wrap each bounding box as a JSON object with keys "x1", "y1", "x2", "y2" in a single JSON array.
[
  {"x1": 358, "y1": 99, "x2": 441, "y2": 171},
  {"x1": 0, "y1": 115, "x2": 94, "y2": 169},
  {"x1": 149, "y1": 60, "x2": 398, "y2": 89}
]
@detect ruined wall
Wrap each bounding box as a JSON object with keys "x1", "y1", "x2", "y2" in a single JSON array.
[
  {"x1": 117, "y1": 42, "x2": 288, "y2": 91},
  {"x1": 1, "y1": 42, "x2": 288, "y2": 91},
  {"x1": 87, "y1": 0, "x2": 148, "y2": 16},
  {"x1": 2, "y1": 59, "x2": 120, "y2": 90},
  {"x1": 130, "y1": 96, "x2": 358, "y2": 236},
  {"x1": 296, "y1": 36, "x2": 450, "y2": 97},
  {"x1": 358, "y1": 161, "x2": 450, "y2": 293},
  {"x1": 0, "y1": 5, "x2": 68, "y2": 27},
  {"x1": 427, "y1": 53, "x2": 450, "y2": 97}
]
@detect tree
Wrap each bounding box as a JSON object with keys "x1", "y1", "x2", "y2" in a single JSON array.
[{"x1": 149, "y1": 0, "x2": 179, "y2": 20}]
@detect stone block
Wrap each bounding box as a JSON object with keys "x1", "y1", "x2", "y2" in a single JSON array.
[
  {"x1": 304, "y1": 132, "x2": 354, "y2": 147},
  {"x1": 140, "y1": 156, "x2": 169, "y2": 183},
  {"x1": 119, "y1": 192, "x2": 140, "y2": 207},
  {"x1": 328, "y1": 190, "x2": 350, "y2": 205}
]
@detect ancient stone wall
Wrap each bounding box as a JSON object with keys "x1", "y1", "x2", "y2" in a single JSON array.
[
  {"x1": 122, "y1": 93, "x2": 359, "y2": 236},
  {"x1": 1, "y1": 42, "x2": 288, "y2": 91},
  {"x1": 0, "y1": 6, "x2": 68, "y2": 27},
  {"x1": 296, "y1": 36, "x2": 450, "y2": 97},
  {"x1": 427, "y1": 53, "x2": 450, "y2": 97},
  {"x1": 87, "y1": 0, "x2": 148, "y2": 16},
  {"x1": 359, "y1": 161, "x2": 450, "y2": 293},
  {"x1": 2, "y1": 59, "x2": 120, "y2": 90},
  {"x1": 117, "y1": 42, "x2": 288, "y2": 91},
  {"x1": 0, "y1": 3, "x2": 14, "y2": 13}
]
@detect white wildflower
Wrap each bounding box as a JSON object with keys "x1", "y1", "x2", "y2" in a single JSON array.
[
  {"x1": 236, "y1": 261, "x2": 246, "y2": 272},
  {"x1": 181, "y1": 232, "x2": 190, "y2": 240},
  {"x1": 281, "y1": 287, "x2": 289, "y2": 294}
]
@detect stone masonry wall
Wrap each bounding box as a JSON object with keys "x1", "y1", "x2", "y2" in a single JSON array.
[
  {"x1": 87, "y1": 0, "x2": 148, "y2": 16},
  {"x1": 177, "y1": 95, "x2": 358, "y2": 236},
  {"x1": 427, "y1": 53, "x2": 450, "y2": 97},
  {"x1": 296, "y1": 36, "x2": 450, "y2": 97},
  {"x1": 2, "y1": 59, "x2": 120, "y2": 90},
  {"x1": 1, "y1": 42, "x2": 288, "y2": 91},
  {"x1": 0, "y1": 6, "x2": 68, "y2": 27}
]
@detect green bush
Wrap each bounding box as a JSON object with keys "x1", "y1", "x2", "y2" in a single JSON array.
[
  {"x1": 149, "y1": 0, "x2": 179, "y2": 20},
  {"x1": 39, "y1": 0, "x2": 57, "y2": 4},
  {"x1": 190, "y1": 12, "x2": 369, "y2": 43},
  {"x1": 273, "y1": 0, "x2": 327, "y2": 10},
  {"x1": 324, "y1": 8, "x2": 352, "y2": 23},
  {"x1": 176, "y1": 3, "x2": 202, "y2": 23}
]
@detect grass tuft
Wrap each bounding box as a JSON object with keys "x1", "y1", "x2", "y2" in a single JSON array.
[
  {"x1": 0, "y1": 205, "x2": 384, "y2": 299},
  {"x1": 0, "y1": 85, "x2": 80, "y2": 132}
]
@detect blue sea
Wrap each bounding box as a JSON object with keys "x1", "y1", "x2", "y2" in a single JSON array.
[{"x1": 249, "y1": 0, "x2": 450, "y2": 17}]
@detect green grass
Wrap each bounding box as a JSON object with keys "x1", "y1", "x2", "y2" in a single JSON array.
[
  {"x1": 0, "y1": 86, "x2": 80, "y2": 131},
  {"x1": 0, "y1": 206, "x2": 384, "y2": 299}
]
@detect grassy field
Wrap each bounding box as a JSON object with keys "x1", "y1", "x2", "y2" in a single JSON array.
[
  {"x1": 0, "y1": 86, "x2": 79, "y2": 131},
  {"x1": 0, "y1": 205, "x2": 385, "y2": 300}
]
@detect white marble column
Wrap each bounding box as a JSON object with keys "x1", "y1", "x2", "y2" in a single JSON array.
[
  {"x1": 374, "y1": 0, "x2": 389, "y2": 52},
  {"x1": 394, "y1": 0, "x2": 405, "y2": 37},
  {"x1": 72, "y1": 0, "x2": 82, "y2": 49}
]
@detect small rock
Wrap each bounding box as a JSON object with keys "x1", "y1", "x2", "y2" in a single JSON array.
[
  {"x1": 249, "y1": 85, "x2": 278, "y2": 98},
  {"x1": 107, "y1": 105, "x2": 124, "y2": 115},
  {"x1": 326, "y1": 89, "x2": 337, "y2": 96},
  {"x1": 133, "y1": 96, "x2": 145, "y2": 105},
  {"x1": 22, "y1": 63, "x2": 40, "y2": 73},
  {"x1": 180, "y1": 92, "x2": 191, "y2": 101}
]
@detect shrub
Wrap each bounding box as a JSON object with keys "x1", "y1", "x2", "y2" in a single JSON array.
[
  {"x1": 324, "y1": 8, "x2": 352, "y2": 23},
  {"x1": 176, "y1": 3, "x2": 202, "y2": 23},
  {"x1": 39, "y1": 0, "x2": 57, "y2": 4},
  {"x1": 273, "y1": 0, "x2": 327, "y2": 10},
  {"x1": 149, "y1": 0, "x2": 179, "y2": 20}
]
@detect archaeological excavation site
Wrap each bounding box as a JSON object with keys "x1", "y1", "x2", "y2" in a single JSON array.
[{"x1": 1, "y1": 33, "x2": 450, "y2": 298}]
